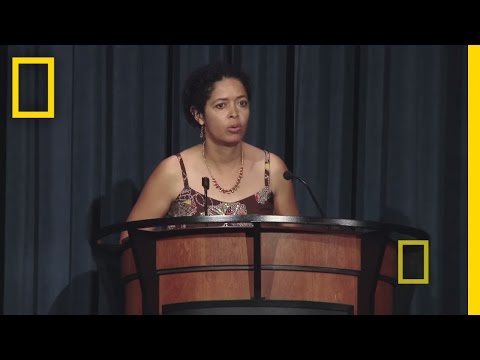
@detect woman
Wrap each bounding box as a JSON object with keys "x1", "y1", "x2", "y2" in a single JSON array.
[{"x1": 121, "y1": 62, "x2": 299, "y2": 241}]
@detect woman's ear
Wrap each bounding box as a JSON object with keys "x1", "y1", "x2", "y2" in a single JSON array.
[
  {"x1": 190, "y1": 106, "x2": 205, "y2": 126},
  {"x1": 197, "y1": 116, "x2": 205, "y2": 127}
]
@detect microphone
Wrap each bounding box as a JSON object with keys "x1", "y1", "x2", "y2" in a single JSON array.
[
  {"x1": 283, "y1": 171, "x2": 326, "y2": 218},
  {"x1": 202, "y1": 177, "x2": 210, "y2": 216}
]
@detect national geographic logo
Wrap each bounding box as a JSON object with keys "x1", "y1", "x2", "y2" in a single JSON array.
[
  {"x1": 398, "y1": 240, "x2": 429, "y2": 284},
  {"x1": 12, "y1": 57, "x2": 54, "y2": 118}
]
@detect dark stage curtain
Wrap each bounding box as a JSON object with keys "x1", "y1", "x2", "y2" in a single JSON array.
[{"x1": 0, "y1": 45, "x2": 467, "y2": 314}]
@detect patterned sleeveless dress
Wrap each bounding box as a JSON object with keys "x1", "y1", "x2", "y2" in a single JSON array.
[{"x1": 167, "y1": 150, "x2": 274, "y2": 219}]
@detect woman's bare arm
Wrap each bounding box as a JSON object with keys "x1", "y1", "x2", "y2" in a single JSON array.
[
  {"x1": 119, "y1": 155, "x2": 182, "y2": 242},
  {"x1": 269, "y1": 153, "x2": 300, "y2": 216}
]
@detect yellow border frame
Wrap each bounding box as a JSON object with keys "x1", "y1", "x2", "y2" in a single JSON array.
[
  {"x1": 398, "y1": 240, "x2": 429, "y2": 284},
  {"x1": 12, "y1": 57, "x2": 54, "y2": 118},
  {"x1": 468, "y1": 45, "x2": 479, "y2": 314}
]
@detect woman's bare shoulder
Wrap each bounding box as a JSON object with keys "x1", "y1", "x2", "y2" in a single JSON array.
[
  {"x1": 268, "y1": 152, "x2": 288, "y2": 169},
  {"x1": 150, "y1": 145, "x2": 202, "y2": 183},
  {"x1": 178, "y1": 144, "x2": 202, "y2": 162},
  {"x1": 243, "y1": 143, "x2": 287, "y2": 169},
  {"x1": 150, "y1": 154, "x2": 181, "y2": 179},
  {"x1": 266, "y1": 152, "x2": 289, "y2": 184},
  {"x1": 243, "y1": 142, "x2": 268, "y2": 162}
]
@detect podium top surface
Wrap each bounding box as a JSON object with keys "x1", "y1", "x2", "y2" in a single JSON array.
[{"x1": 95, "y1": 215, "x2": 430, "y2": 247}]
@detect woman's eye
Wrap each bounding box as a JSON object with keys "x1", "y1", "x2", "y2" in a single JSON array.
[
  {"x1": 216, "y1": 103, "x2": 226, "y2": 109},
  {"x1": 239, "y1": 100, "x2": 249, "y2": 107}
]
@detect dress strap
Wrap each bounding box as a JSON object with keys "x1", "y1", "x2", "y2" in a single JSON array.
[
  {"x1": 176, "y1": 153, "x2": 189, "y2": 188},
  {"x1": 264, "y1": 151, "x2": 271, "y2": 187}
]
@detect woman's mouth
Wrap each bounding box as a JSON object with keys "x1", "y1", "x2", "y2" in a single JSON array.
[{"x1": 227, "y1": 125, "x2": 242, "y2": 133}]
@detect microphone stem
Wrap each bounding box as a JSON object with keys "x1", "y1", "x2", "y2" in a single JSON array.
[
  {"x1": 204, "y1": 188, "x2": 208, "y2": 216},
  {"x1": 297, "y1": 177, "x2": 325, "y2": 218},
  {"x1": 202, "y1": 177, "x2": 209, "y2": 217}
]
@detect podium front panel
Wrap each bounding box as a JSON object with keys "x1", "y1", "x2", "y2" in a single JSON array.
[{"x1": 121, "y1": 225, "x2": 397, "y2": 314}]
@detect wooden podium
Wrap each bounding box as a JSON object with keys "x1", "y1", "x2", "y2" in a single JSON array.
[{"x1": 95, "y1": 215, "x2": 429, "y2": 315}]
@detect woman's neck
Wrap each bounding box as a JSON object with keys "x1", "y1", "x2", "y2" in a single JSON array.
[{"x1": 202, "y1": 140, "x2": 243, "y2": 167}]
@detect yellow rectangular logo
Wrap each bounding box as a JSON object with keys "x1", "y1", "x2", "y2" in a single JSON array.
[
  {"x1": 12, "y1": 57, "x2": 54, "y2": 118},
  {"x1": 398, "y1": 240, "x2": 429, "y2": 284}
]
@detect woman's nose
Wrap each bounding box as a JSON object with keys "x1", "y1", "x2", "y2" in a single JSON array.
[{"x1": 230, "y1": 105, "x2": 239, "y2": 118}]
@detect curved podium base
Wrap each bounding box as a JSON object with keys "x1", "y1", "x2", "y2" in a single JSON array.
[
  {"x1": 123, "y1": 228, "x2": 397, "y2": 315},
  {"x1": 95, "y1": 215, "x2": 430, "y2": 315},
  {"x1": 163, "y1": 299, "x2": 354, "y2": 315}
]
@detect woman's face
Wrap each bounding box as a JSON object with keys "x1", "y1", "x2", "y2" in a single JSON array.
[{"x1": 198, "y1": 77, "x2": 249, "y2": 145}]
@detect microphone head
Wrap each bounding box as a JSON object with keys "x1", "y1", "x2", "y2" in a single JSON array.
[
  {"x1": 202, "y1": 177, "x2": 210, "y2": 189},
  {"x1": 283, "y1": 171, "x2": 294, "y2": 180}
]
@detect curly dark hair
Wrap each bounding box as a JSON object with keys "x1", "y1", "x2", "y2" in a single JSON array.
[{"x1": 182, "y1": 62, "x2": 251, "y2": 128}]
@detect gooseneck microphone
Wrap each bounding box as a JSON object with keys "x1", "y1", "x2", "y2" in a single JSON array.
[
  {"x1": 283, "y1": 171, "x2": 326, "y2": 218},
  {"x1": 202, "y1": 177, "x2": 210, "y2": 216}
]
